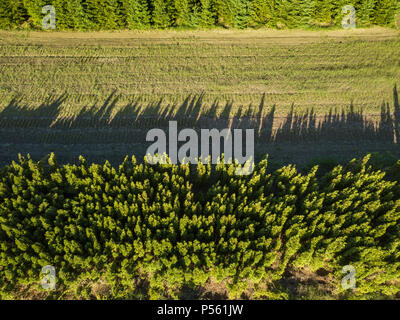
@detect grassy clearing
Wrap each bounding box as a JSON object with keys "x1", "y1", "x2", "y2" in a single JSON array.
[{"x1": 0, "y1": 28, "x2": 399, "y2": 116}]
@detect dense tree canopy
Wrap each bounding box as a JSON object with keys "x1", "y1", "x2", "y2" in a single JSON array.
[
  {"x1": 0, "y1": 154, "x2": 399, "y2": 298},
  {"x1": 0, "y1": 0, "x2": 398, "y2": 29}
]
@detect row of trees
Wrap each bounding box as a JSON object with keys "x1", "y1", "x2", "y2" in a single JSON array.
[
  {"x1": 0, "y1": 0, "x2": 399, "y2": 30},
  {"x1": 0, "y1": 153, "x2": 399, "y2": 299}
]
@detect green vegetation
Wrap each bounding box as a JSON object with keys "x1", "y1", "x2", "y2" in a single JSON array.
[
  {"x1": 0, "y1": 0, "x2": 399, "y2": 30},
  {"x1": 0, "y1": 153, "x2": 399, "y2": 299},
  {"x1": 0, "y1": 20, "x2": 399, "y2": 301},
  {"x1": 0, "y1": 28, "x2": 399, "y2": 167},
  {"x1": 0, "y1": 29, "x2": 399, "y2": 117}
]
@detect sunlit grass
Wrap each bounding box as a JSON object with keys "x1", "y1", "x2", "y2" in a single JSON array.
[{"x1": 0, "y1": 27, "x2": 399, "y2": 117}]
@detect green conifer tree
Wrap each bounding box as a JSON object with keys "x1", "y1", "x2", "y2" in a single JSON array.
[
  {"x1": 275, "y1": 0, "x2": 313, "y2": 28},
  {"x1": 152, "y1": 0, "x2": 174, "y2": 27},
  {"x1": 356, "y1": 0, "x2": 377, "y2": 27},
  {"x1": 174, "y1": 0, "x2": 191, "y2": 26},
  {"x1": 311, "y1": 0, "x2": 335, "y2": 26},
  {"x1": 53, "y1": 0, "x2": 86, "y2": 29},
  {"x1": 100, "y1": 0, "x2": 121, "y2": 29},
  {"x1": 122, "y1": 0, "x2": 151, "y2": 29},
  {"x1": 373, "y1": 0, "x2": 398, "y2": 26},
  {"x1": 214, "y1": 0, "x2": 234, "y2": 27},
  {"x1": 251, "y1": 0, "x2": 276, "y2": 27},
  {"x1": 83, "y1": 0, "x2": 101, "y2": 29},
  {"x1": 199, "y1": 0, "x2": 216, "y2": 27},
  {"x1": 0, "y1": 0, "x2": 29, "y2": 29},
  {"x1": 232, "y1": 0, "x2": 253, "y2": 29},
  {"x1": 83, "y1": 0, "x2": 121, "y2": 29},
  {"x1": 22, "y1": 0, "x2": 50, "y2": 28}
]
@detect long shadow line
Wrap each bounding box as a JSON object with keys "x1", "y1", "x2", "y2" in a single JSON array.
[{"x1": 0, "y1": 86, "x2": 399, "y2": 144}]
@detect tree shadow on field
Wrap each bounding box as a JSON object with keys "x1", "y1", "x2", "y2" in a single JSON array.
[
  {"x1": 0, "y1": 92, "x2": 67, "y2": 128},
  {"x1": 0, "y1": 86, "x2": 399, "y2": 166},
  {"x1": 273, "y1": 101, "x2": 396, "y2": 143},
  {"x1": 52, "y1": 90, "x2": 121, "y2": 128},
  {"x1": 294, "y1": 86, "x2": 399, "y2": 145}
]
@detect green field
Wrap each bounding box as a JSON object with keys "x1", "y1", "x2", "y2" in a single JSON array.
[
  {"x1": 1, "y1": 28, "x2": 400, "y2": 112},
  {"x1": 0, "y1": 28, "x2": 400, "y2": 167},
  {"x1": 1, "y1": 27, "x2": 400, "y2": 301}
]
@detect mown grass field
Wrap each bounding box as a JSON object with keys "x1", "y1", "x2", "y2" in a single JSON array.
[
  {"x1": 0, "y1": 27, "x2": 399, "y2": 167},
  {"x1": 1, "y1": 27, "x2": 400, "y2": 113}
]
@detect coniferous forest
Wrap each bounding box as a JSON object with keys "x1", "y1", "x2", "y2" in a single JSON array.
[
  {"x1": 0, "y1": 154, "x2": 400, "y2": 299},
  {"x1": 0, "y1": 0, "x2": 399, "y2": 30}
]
